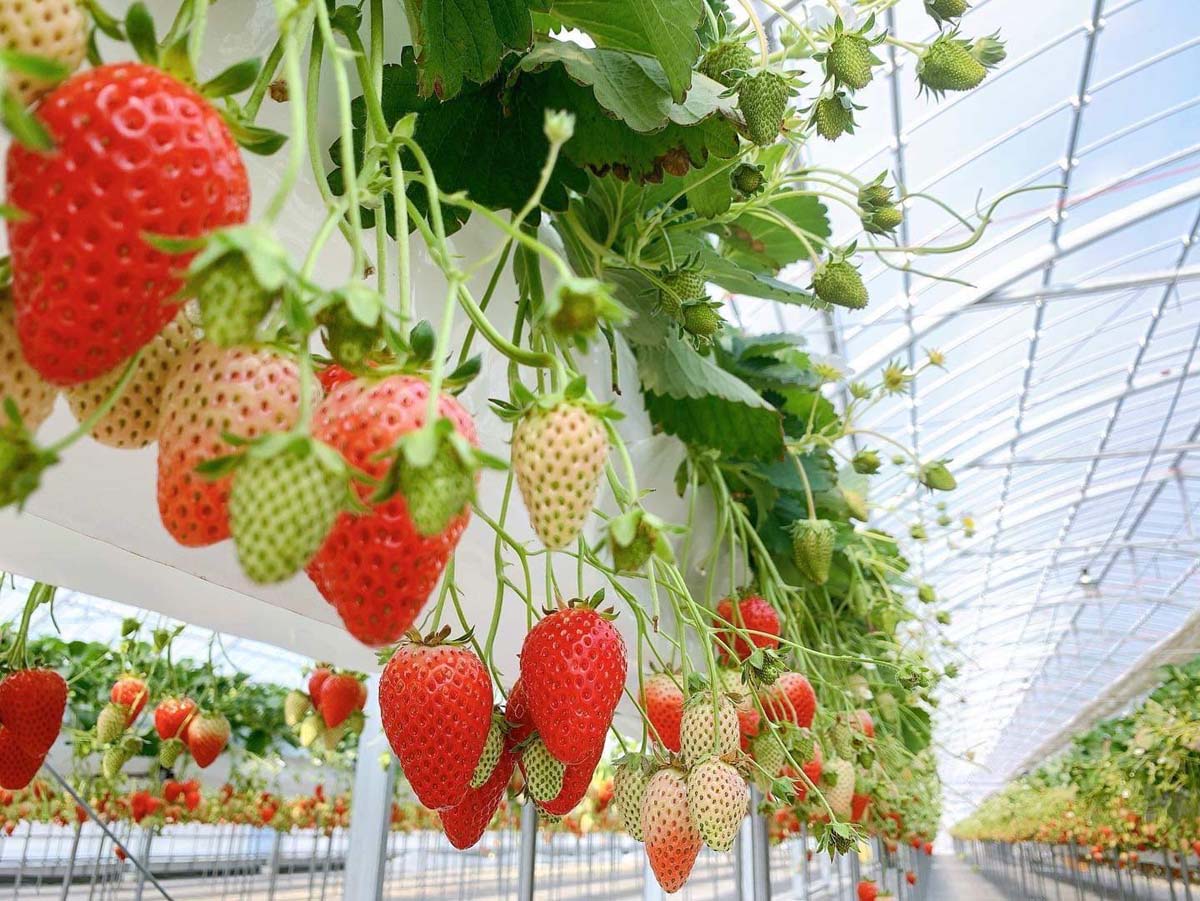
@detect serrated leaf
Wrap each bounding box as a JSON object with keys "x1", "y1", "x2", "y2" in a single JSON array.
[
  {"x1": 519, "y1": 42, "x2": 730, "y2": 133},
  {"x1": 550, "y1": 0, "x2": 704, "y2": 102},
  {"x1": 719, "y1": 194, "x2": 832, "y2": 273},
  {"x1": 636, "y1": 336, "x2": 782, "y2": 460},
  {"x1": 403, "y1": 0, "x2": 534, "y2": 100}
]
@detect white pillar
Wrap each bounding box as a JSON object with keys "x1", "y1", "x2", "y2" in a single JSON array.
[
  {"x1": 343, "y1": 675, "x2": 396, "y2": 901},
  {"x1": 518, "y1": 801, "x2": 538, "y2": 901}
]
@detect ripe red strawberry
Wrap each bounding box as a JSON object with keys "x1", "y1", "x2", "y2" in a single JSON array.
[
  {"x1": 0, "y1": 727, "x2": 41, "y2": 789},
  {"x1": 641, "y1": 672, "x2": 683, "y2": 752},
  {"x1": 153, "y1": 697, "x2": 197, "y2": 740},
  {"x1": 6, "y1": 63, "x2": 249, "y2": 385},
  {"x1": 157, "y1": 344, "x2": 305, "y2": 546},
  {"x1": 761, "y1": 672, "x2": 817, "y2": 728},
  {"x1": 504, "y1": 680, "x2": 535, "y2": 748},
  {"x1": 642, "y1": 767, "x2": 701, "y2": 893},
  {"x1": 714, "y1": 594, "x2": 781, "y2": 662},
  {"x1": 0, "y1": 668, "x2": 66, "y2": 759},
  {"x1": 851, "y1": 792, "x2": 871, "y2": 823},
  {"x1": 906, "y1": 870, "x2": 917, "y2": 885},
  {"x1": 110, "y1": 675, "x2": 147, "y2": 726},
  {"x1": 857, "y1": 880, "x2": 878, "y2": 901},
  {"x1": 319, "y1": 674, "x2": 365, "y2": 729},
  {"x1": 439, "y1": 745, "x2": 515, "y2": 850},
  {"x1": 924, "y1": 841, "x2": 933, "y2": 855},
  {"x1": 185, "y1": 712, "x2": 230, "y2": 768},
  {"x1": 786, "y1": 741, "x2": 823, "y2": 802},
  {"x1": 540, "y1": 742, "x2": 603, "y2": 817},
  {"x1": 519, "y1": 599, "x2": 626, "y2": 765},
  {"x1": 378, "y1": 634, "x2": 493, "y2": 810},
  {"x1": 305, "y1": 375, "x2": 477, "y2": 646},
  {"x1": 308, "y1": 667, "x2": 332, "y2": 709}
]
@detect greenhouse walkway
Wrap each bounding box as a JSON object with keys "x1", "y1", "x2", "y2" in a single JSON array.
[{"x1": 926, "y1": 854, "x2": 1011, "y2": 900}]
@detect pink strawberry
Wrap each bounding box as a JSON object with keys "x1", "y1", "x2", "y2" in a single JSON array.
[
  {"x1": 185, "y1": 712, "x2": 230, "y2": 768},
  {"x1": 520, "y1": 599, "x2": 626, "y2": 765},
  {"x1": 642, "y1": 672, "x2": 683, "y2": 752},
  {"x1": 379, "y1": 633, "x2": 492, "y2": 810},
  {"x1": 642, "y1": 767, "x2": 701, "y2": 893},
  {"x1": 305, "y1": 375, "x2": 477, "y2": 646},
  {"x1": 156, "y1": 344, "x2": 305, "y2": 547}
]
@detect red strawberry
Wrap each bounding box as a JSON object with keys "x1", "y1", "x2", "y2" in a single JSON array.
[
  {"x1": 378, "y1": 634, "x2": 493, "y2": 810},
  {"x1": 163, "y1": 780, "x2": 185, "y2": 804},
  {"x1": 924, "y1": 841, "x2": 933, "y2": 855},
  {"x1": 520, "y1": 600, "x2": 626, "y2": 765},
  {"x1": 540, "y1": 742, "x2": 603, "y2": 817},
  {"x1": 504, "y1": 680, "x2": 535, "y2": 748},
  {"x1": 714, "y1": 594, "x2": 781, "y2": 663},
  {"x1": 906, "y1": 871, "x2": 917, "y2": 886},
  {"x1": 185, "y1": 712, "x2": 230, "y2": 768},
  {"x1": 0, "y1": 728, "x2": 41, "y2": 789},
  {"x1": 157, "y1": 344, "x2": 305, "y2": 547},
  {"x1": 0, "y1": 668, "x2": 67, "y2": 758},
  {"x1": 5, "y1": 63, "x2": 249, "y2": 385},
  {"x1": 183, "y1": 786, "x2": 201, "y2": 812},
  {"x1": 854, "y1": 708, "x2": 875, "y2": 739},
  {"x1": 761, "y1": 672, "x2": 817, "y2": 728},
  {"x1": 319, "y1": 674, "x2": 365, "y2": 729},
  {"x1": 305, "y1": 375, "x2": 477, "y2": 646},
  {"x1": 857, "y1": 880, "x2": 878, "y2": 901},
  {"x1": 851, "y1": 792, "x2": 871, "y2": 823},
  {"x1": 308, "y1": 667, "x2": 332, "y2": 709},
  {"x1": 153, "y1": 697, "x2": 197, "y2": 740},
  {"x1": 642, "y1": 767, "x2": 701, "y2": 893},
  {"x1": 110, "y1": 676, "x2": 148, "y2": 725},
  {"x1": 439, "y1": 745, "x2": 516, "y2": 850},
  {"x1": 641, "y1": 672, "x2": 683, "y2": 752}
]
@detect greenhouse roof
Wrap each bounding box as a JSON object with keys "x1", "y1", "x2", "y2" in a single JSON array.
[{"x1": 737, "y1": 0, "x2": 1200, "y2": 822}]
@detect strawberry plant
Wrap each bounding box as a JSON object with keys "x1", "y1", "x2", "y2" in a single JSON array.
[{"x1": 0, "y1": 0, "x2": 1043, "y2": 885}]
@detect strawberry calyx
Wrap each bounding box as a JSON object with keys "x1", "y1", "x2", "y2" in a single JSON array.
[
  {"x1": 541, "y1": 590, "x2": 618, "y2": 621},
  {"x1": 490, "y1": 374, "x2": 621, "y2": 425}
]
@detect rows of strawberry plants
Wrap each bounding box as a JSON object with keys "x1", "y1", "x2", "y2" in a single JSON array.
[
  {"x1": 0, "y1": 0, "x2": 1028, "y2": 889},
  {"x1": 952, "y1": 656, "x2": 1200, "y2": 869}
]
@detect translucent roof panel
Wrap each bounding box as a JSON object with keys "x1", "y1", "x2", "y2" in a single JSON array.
[{"x1": 738, "y1": 0, "x2": 1200, "y2": 824}]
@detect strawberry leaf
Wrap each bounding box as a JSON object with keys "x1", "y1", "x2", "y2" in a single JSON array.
[
  {"x1": 718, "y1": 194, "x2": 833, "y2": 273},
  {"x1": 636, "y1": 335, "x2": 783, "y2": 460}
]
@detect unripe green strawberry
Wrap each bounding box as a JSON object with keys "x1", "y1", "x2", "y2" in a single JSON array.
[
  {"x1": 228, "y1": 440, "x2": 347, "y2": 584},
  {"x1": 613, "y1": 755, "x2": 653, "y2": 840},
  {"x1": 852, "y1": 449, "x2": 881, "y2": 475},
  {"x1": 812, "y1": 259, "x2": 869, "y2": 309},
  {"x1": 791, "y1": 518, "x2": 835, "y2": 584},
  {"x1": 96, "y1": 703, "x2": 128, "y2": 744},
  {"x1": 919, "y1": 460, "x2": 957, "y2": 491},
  {"x1": 863, "y1": 206, "x2": 903, "y2": 236},
  {"x1": 917, "y1": 32, "x2": 988, "y2": 97},
  {"x1": 658, "y1": 268, "x2": 705, "y2": 320},
  {"x1": 918, "y1": 583, "x2": 936, "y2": 604},
  {"x1": 829, "y1": 719, "x2": 854, "y2": 759},
  {"x1": 299, "y1": 712, "x2": 324, "y2": 748},
  {"x1": 102, "y1": 745, "x2": 129, "y2": 780},
  {"x1": 876, "y1": 692, "x2": 899, "y2": 723},
  {"x1": 682, "y1": 303, "x2": 723, "y2": 342},
  {"x1": 698, "y1": 41, "x2": 754, "y2": 87},
  {"x1": 825, "y1": 757, "x2": 856, "y2": 819},
  {"x1": 739, "y1": 70, "x2": 790, "y2": 146},
  {"x1": 826, "y1": 31, "x2": 878, "y2": 90},
  {"x1": 194, "y1": 256, "x2": 274, "y2": 347},
  {"x1": 811, "y1": 94, "x2": 855, "y2": 141},
  {"x1": 858, "y1": 180, "x2": 894, "y2": 210},
  {"x1": 925, "y1": 0, "x2": 969, "y2": 24},
  {"x1": 687, "y1": 758, "x2": 748, "y2": 852},
  {"x1": 680, "y1": 692, "x2": 740, "y2": 768},
  {"x1": 158, "y1": 737, "x2": 185, "y2": 768},
  {"x1": 512, "y1": 401, "x2": 608, "y2": 550},
  {"x1": 751, "y1": 731, "x2": 786, "y2": 779},
  {"x1": 284, "y1": 690, "x2": 311, "y2": 728},
  {"x1": 320, "y1": 304, "x2": 381, "y2": 369},
  {"x1": 610, "y1": 516, "x2": 658, "y2": 574},
  {"x1": 394, "y1": 433, "x2": 475, "y2": 537},
  {"x1": 470, "y1": 716, "x2": 505, "y2": 789},
  {"x1": 322, "y1": 722, "x2": 348, "y2": 752},
  {"x1": 731, "y1": 163, "x2": 765, "y2": 198},
  {"x1": 522, "y1": 738, "x2": 565, "y2": 803}
]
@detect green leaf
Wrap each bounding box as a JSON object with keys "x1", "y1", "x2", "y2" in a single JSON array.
[
  {"x1": 0, "y1": 50, "x2": 68, "y2": 81},
  {"x1": 202, "y1": 59, "x2": 261, "y2": 98},
  {"x1": 402, "y1": 0, "x2": 534, "y2": 100},
  {"x1": 686, "y1": 164, "x2": 732, "y2": 219},
  {"x1": 550, "y1": 0, "x2": 705, "y2": 102},
  {"x1": 124, "y1": 2, "x2": 159, "y2": 65},
  {"x1": 699, "y1": 246, "x2": 820, "y2": 305},
  {"x1": 224, "y1": 115, "x2": 287, "y2": 155},
  {"x1": 636, "y1": 336, "x2": 782, "y2": 460},
  {"x1": 719, "y1": 194, "x2": 832, "y2": 273},
  {"x1": 519, "y1": 42, "x2": 730, "y2": 133},
  {"x1": 2, "y1": 92, "x2": 53, "y2": 152}
]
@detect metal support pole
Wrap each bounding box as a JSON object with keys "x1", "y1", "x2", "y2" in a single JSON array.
[
  {"x1": 133, "y1": 829, "x2": 154, "y2": 901},
  {"x1": 59, "y1": 821, "x2": 83, "y2": 901},
  {"x1": 1168, "y1": 851, "x2": 1180, "y2": 901},
  {"x1": 735, "y1": 806, "x2": 754, "y2": 900},
  {"x1": 343, "y1": 676, "x2": 396, "y2": 901},
  {"x1": 266, "y1": 831, "x2": 282, "y2": 901},
  {"x1": 799, "y1": 824, "x2": 809, "y2": 900},
  {"x1": 45, "y1": 763, "x2": 175, "y2": 901},
  {"x1": 517, "y1": 801, "x2": 537, "y2": 901},
  {"x1": 748, "y1": 788, "x2": 771, "y2": 900}
]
